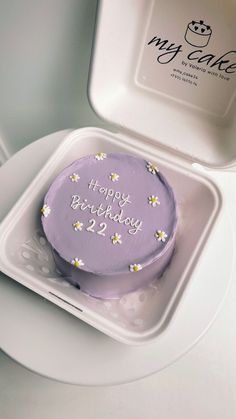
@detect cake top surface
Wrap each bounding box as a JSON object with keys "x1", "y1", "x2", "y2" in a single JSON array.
[{"x1": 41, "y1": 153, "x2": 177, "y2": 274}]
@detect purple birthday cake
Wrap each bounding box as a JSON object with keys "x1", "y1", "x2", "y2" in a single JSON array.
[{"x1": 41, "y1": 153, "x2": 177, "y2": 299}]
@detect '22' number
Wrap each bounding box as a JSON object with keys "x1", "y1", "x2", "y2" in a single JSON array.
[{"x1": 86, "y1": 219, "x2": 107, "y2": 236}]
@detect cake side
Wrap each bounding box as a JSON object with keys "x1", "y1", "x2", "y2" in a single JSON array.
[{"x1": 52, "y1": 241, "x2": 175, "y2": 299}]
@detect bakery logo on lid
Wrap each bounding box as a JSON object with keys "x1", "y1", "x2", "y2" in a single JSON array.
[
  {"x1": 184, "y1": 20, "x2": 212, "y2": 48},
  {"x1": 147, "y1": 19, "x2": 236, "y2": 75}
]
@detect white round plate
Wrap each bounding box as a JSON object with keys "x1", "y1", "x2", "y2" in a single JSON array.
[{"x1": 0, "y1": 130, "x2": 234, "y2": 386}]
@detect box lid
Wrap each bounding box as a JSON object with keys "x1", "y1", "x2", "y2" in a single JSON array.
[{"x1": 89, "y1": 0, "x2": 236, "y2": 168}]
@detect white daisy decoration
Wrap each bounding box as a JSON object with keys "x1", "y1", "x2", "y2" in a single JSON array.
[
  {"x1": 109, "y1": 172, "x2": 119, "y2": 182},
  {"x1": 146, "y1": 162, "x2": 159, "y2": 174},
  {"x1": 111, "y1": 233, "x2": 122, "y2": 245},
  {"x1": 129, "y1": 263, "x2": 142, "y2": 272},
  {"x1": 71, "y1": 258, "x2": 84, "y2": 268},
  {"x1": 95, "y1": 152, "x2": 107, "y2": 161},
  {"x1": 69, "y1": 173, "x2": 80, "y2": 182},
  {"x1": 148, "y1": 195, "x2": 160, "y2": 207},
  {"x1": 155, "y1": 230, "x2": 168, "y2": 242},
  {"x1": 41, "y1": 204, "x2": 51, "y2": 218},
  {"x1": 73, "y1": 221, "x2": 83, "y2": 231}
]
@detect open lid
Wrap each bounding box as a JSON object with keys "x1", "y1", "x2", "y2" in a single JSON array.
[{"x1": 89, "y1": 0, "x2": 236, "y2": 168}]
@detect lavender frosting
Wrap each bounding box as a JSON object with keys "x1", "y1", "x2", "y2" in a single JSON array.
[{"x1": 41, "y1": 153, "x2": 177, "y2": 298}]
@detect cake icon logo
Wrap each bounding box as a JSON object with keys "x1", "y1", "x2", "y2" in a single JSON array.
[{"x1": 185, "y1": 20, "x2": 212, "y2": 48}]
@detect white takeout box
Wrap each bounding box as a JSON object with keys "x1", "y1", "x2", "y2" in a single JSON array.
[{"x1": 0, "y1": 0, "x2": 235, "y2": 345}]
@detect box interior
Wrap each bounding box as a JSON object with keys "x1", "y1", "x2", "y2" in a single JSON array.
[{"x1": 0, "y1": 129, "x2": 222, "y2": 344}]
